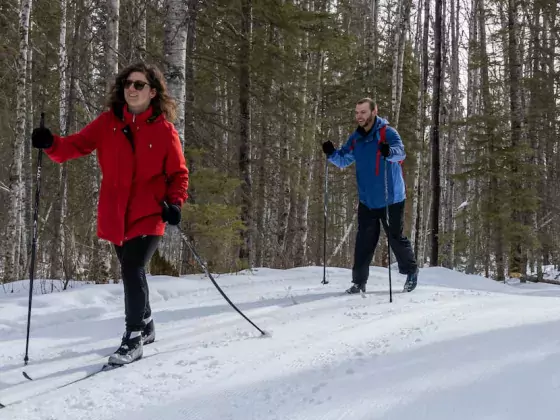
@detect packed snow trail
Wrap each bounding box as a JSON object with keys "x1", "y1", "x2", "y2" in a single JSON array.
[{"x1": 2, "y1": 266, "x2": 560, "y2": 419}]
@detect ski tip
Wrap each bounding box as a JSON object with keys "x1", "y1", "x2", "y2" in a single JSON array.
[
  {"x1": 0, "y1": 402, "x2": 5, "y2": 409},
  {"x1": 22, "y1": 371, "x2": 33, "y2": 381}
]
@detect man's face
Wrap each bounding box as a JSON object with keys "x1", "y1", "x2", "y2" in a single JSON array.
[{"x1": 355, "y1": 103, "x2": 376, "y2": 127}]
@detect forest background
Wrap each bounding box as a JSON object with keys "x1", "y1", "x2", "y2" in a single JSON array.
[{"x1": 1, "y1": 0, "x2": 559, "y2": 288}]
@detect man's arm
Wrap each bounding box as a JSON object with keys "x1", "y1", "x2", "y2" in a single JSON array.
[
  {"x1": 385, "y1": 126, "x2": 406, "y2": 162},
  {"x1": 327, "y1": 136, "x2": 356, "y2": 168}
]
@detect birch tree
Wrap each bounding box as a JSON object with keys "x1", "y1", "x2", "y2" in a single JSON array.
[
  {"x1": 131, "y1": 0, "x2": 147, "y2": 61},
  {"x1": 3, "y1": 0, "x2": 32, "y2": 282},
  {"x1": 50, "y1": 0, "x2": 69, "y2": 280},
  {"x1": 106, "y1": 0, "x2": 120, "y2": 90},
  {"x1": 163, "y1": 0, "x2": 187, "y2": 144}
]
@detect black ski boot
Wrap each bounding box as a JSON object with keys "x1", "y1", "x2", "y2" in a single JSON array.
[
  {"x1": 142, "y1": 318, "x2": 155, "y2": 345},
  {"x1": 346, "y1": 283, "x2": 366, "y2": 294},
  {"x1": 108, "y1": 331, "x2": 143, "y2": 365},
  {"x1": 403, "y1": 269, "x2": 418, "y2": 292}
]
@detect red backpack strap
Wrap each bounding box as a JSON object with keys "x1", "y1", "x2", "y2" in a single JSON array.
[
  {"x1": 380, "y1": 125, "x2": 386, "y2": 142},
  {"x1": 375, "y1": 126, "x2": 387, "y2": 176},
  {"x1": 349, "y1": 137, "x2": 357, "y2": 151}
]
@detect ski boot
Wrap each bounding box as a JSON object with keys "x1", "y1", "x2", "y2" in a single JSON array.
[
  {"x1": 108, "y1": 331, "x2": 143, "y2": 365},
  {"x1": 346, "y1": 283, "x2": 366, "y2": 294},
  {"x1": 142, "y1": 317, "x2": 155, "y2": 345},
  {"x1": 403, "y1": 269, "x2": 418, "y2": 292}
]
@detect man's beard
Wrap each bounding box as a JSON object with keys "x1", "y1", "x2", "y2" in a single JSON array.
[{"x1": 358, "y1": 114, "x2": 374, "y2": 127}]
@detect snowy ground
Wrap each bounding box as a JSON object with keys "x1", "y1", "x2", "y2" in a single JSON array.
[{"x1": 2, "y1": 266, "x2": 560, "y2": 420}]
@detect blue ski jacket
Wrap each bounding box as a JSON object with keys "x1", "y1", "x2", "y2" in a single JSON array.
[{"x1": 327, "y1": 116, "x2": 406, "y2": 209}]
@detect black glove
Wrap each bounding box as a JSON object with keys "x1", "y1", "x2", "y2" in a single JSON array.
[
  {"x1": 32, "y1": 127, "x2": 54, "y2": 149},
  {"x1": 379, "y1": 142, "x2": 390, "y2": 158},
  {"x1": 322, "y1": 141, "x2": 335, "y2": 156},
  {"x1": 162, "y1": 201, "x2": 181, "y2": 225}
]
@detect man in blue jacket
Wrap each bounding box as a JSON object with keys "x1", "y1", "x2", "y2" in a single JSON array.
[{"x1": 322, "y1": 98, "x2": 418, "y2": 294}]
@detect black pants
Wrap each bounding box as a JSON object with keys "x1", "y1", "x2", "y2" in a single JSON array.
[
  {"x1": 114, "y1": 235, "x2": 161, "y2": 332},
  {"x1": 352, "y1": 200, "x2": 417, "y2": 285}
]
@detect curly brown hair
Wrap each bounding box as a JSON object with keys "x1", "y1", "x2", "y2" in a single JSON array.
[{"x1": 106, "y1": 62, "x2": 177, "y2": 122}]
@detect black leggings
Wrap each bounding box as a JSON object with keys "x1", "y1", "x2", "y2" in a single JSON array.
[{"x1": 114, "y1": 235, "x2": 161, "y2": 332}]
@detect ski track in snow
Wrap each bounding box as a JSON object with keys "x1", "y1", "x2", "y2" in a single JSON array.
[{"x1": 2, "y1": 266, "x2": 560, "y2": 419}]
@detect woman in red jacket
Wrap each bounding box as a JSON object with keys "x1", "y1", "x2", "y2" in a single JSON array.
[{"x1": 31, "y1": 62, "x2": 189, "y2": 365}]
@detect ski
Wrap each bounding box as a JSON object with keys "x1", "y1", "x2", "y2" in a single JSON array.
[
  {"x1": 0, "y1": 363, "x2": 123, "y2": 410},
  {"x1": 20, "y1": 353, "x2": 114, "y2": 382},
  {"x1": 21, "y1": 359, "x2": 118, "y2": 382},
  {"x1": 0, "y1": 351, "x2": 161, "y2": 410}
]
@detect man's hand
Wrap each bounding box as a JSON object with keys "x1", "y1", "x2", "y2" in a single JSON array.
[
  {"x1": 379, "y1": 142, "x2": 390, "y2": 158},
  {"x1": 322, "y1": 141, "x2": 335, "y2": 156}
]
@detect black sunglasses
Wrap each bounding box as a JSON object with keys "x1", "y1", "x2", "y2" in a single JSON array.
[{"x1": 124, "y1": 80, "x2": 150, "y2": 90}]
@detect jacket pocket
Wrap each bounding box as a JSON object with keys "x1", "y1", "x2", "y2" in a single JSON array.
[{"x1": 126, "y1": 185, "x2": 162, "y2": 224}]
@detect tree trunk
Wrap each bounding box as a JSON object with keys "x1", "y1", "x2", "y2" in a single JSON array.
[
  {"x1": 164, "y1": 0, "x2": 187, "y2": 145},
  {"x1": 507, "y1": 0, "x2": 525, "y2": 277},
  {"x1": 465, "y1": 0, "x2": 479, "y2": 274},
  {"x1": 480, "y1": 0, "x2": 505, "y2": 280},
  {"x1": 105, "y1": 0, "x2": 120, "y2": 93},
  {"x1": 255, "y1": 23, "x2": 274, "y2": 268},
  {"x1": 3, "y1": 0, "x2": 32, "y2": 283},
  {"x1": 370, "y1": 0, "x2": 379, "y2": 96},
  {"x1": 238, "y1": 0, "x2": 253, "y2": 267},
  {"x1": 89, "y1": 0, "x2": 116, "y2": 284},
  {"x1": 131, "y1": 0, "x2": 147, "y2": 61},
  {"x1": 296, "y1": 51, "x2": 324, "y2": 266},
  {"x1": 442, "y1": 0, "x2": 459, "y2": 268},
  {"x1": 412, "y1": 0, "x2": 430, "y2": 263},
  {"x1": 390, "y1": 0, "x2": 412, "y2": 127},
  {"x1": 429, "y1": 0, "x2": 443, "y2": 266},
  {"x1": 184, "y1": 0, "x2": 198, "y2": 146},
  {"x1": 50, "y1": 0, "x2": 69, "y2": 281},
  {"x1": 22, "y1": 42, "x2": 34, "y2": 278},
  {"x1": 390, "y1": 0, "x2": 403, "y2": 124},
  {"x1": 275, "y1": 25, "x2": 291, "y2": 267}
]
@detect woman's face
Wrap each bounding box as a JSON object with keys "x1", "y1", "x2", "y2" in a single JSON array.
[{"x1": 123, "y1": 71, "x2": 156, "y2": 113}]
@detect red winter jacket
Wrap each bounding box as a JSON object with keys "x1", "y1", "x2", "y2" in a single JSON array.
[{"x1": 45, "y1": 105, "x2": 189, "y2": 246}]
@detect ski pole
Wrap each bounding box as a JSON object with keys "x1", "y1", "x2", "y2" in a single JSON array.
[
  {"x1": 173, "y1": 222, "x2": 269, "y2": 337},
  {"x1": 322, "y1": 157, "x2": 329, "y2": 285},
  {"x1": 384, "y1": 155, "x2": 393, "y2": 303},
  {"x1": 25, "y1": 112, "x2": 45, "y2": 365}
]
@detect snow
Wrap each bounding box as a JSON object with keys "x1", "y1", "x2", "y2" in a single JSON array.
[{"x1": 2, "y1": 266, "x2": 560, "y2": 419}]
